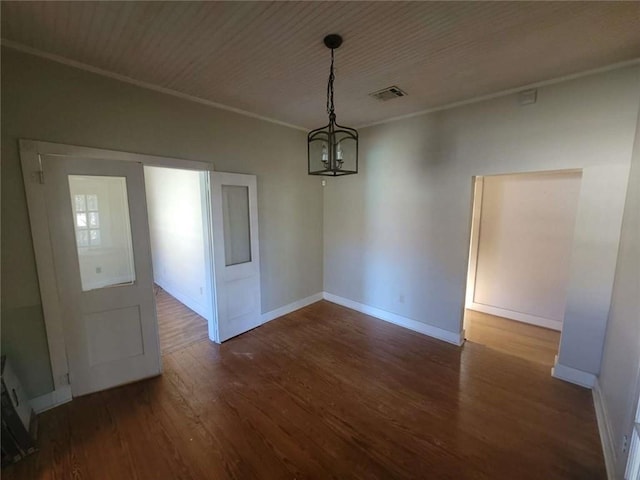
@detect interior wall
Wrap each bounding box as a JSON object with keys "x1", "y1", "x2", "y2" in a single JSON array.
[
  {"x1": 556, "y1": 163, "x2": 630, "y2": 376},
  {"x1": 598, "y1": 106, "x2": 640, "y2": 477},
  {"x1": 1, "y1": 47, "x2": 324, "y2": 398},
  {"x1": 144, "y1": 166, "x2": 212, "y2": 321},
  {"x1": 323, "y1": 65, "x2": 640, "y2": 376},
  {"x1": 468, "y1": 171, "x2": 582, "y2": 329}
]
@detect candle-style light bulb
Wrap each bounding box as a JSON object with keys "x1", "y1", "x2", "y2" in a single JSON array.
[
  {"x1": 335, "y1": 140, "x2": 344, "y2": 169},
  {"x1": 321, "y1": 143, "x2": 328, "y2": 165}
]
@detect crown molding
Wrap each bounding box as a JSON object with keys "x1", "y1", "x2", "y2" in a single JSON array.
[
  {"x1": 356, "y1": 57, "x2": 640, "y2": 129},
  {"x1": 3, "y1": 39, "x2": 638, "y2": 133},
  {"x1": 1, "y1": 39, "x2": 309, "y2": 132}
]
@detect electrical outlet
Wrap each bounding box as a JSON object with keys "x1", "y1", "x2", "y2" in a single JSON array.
[
  {"x1": 95, "y1": 266, "x2": 102, "y2": 274},
  {"x1": 398, "y1": 294, "x2": 405, "y2": 304},
  {"x1": 200, "y1": 287, "x2": 204, "y2": 295}
]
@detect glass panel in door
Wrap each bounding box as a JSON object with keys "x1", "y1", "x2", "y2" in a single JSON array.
[
  {"x1": 221, "y1": 184, "x2": 251, "y2": 266},
  {"x1": 68, "y1": 175, "x2": 136, "y2": 291}
]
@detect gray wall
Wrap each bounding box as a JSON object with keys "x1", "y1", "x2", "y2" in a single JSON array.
[
  {"x1": 1, "y1": 48, "x2": 324, "y2": 397},
  {"x1": 324, "y1": 66, "x2": 640, "y2": 375},
  {"x1": 598, "y1": 105, "x2": 640, "y2": 477}
]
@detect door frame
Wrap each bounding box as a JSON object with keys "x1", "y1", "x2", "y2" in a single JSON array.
[
  {"x1": 462, "y1": 168, "x2": 582, "y2": 332},
  {"x1": 20, "y1": 139, "x2": 215, "y2": 394}
]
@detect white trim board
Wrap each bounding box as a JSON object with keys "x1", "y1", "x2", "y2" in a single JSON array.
[
  {"x1": 323, "y1": 292, "x2": 465, "y2": 346},
  {"x1": 551, "y1": 356, "x2": 596, "y2": 388},
  {"x1": 29, "y1": 385, "x2": 72, "y2": 414},
  {"x1": 261, "y1": 293, "x2": 324, "y2": 324},
  {"x1": 467, "y1": 302, "x2": 562, "y2": 332},
  {"x1": 23, "y1": 139, "x2": 215, "y2": 172},
  {"x1": 593, "y1": 379, "x2": 617, "y2": 480}
]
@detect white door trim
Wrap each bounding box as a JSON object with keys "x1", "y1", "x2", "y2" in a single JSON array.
[
  {"x1": 19, "y1": 139, "x2": 215, "y2": 392},
  {"x1": 464, "y1": 176, "x2": 483, "y2": 319}
]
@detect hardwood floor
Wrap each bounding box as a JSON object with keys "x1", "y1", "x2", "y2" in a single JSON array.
[
  {"x1": 156, "y1": 286, "x2": 209, "y2": 354},
  {"x1": 464, "y1": 309, "x2": 561, "y2": 367},
  {"x1": 4, "y1": 301, "x2": 604, "y2": 479}
]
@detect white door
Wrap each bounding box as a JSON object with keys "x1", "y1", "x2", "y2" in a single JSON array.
[
  {"x1": 44, "y1": 155, "x2": 161, "y2": 396},
  {"x1": 209, "y1": 172, "x2": 262, "y2": 342}
]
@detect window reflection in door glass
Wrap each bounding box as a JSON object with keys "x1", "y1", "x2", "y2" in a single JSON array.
[{"x1": 68, "y1": 175, "x2": 136, "y2": 291}]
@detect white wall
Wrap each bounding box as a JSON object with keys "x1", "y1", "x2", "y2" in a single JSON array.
[
  {"x1": 144, "y1": 167, "x2": 212, "y2": 321},
  {"x1": 324, "y1": 65, "x2": 640, "y2": 378},
  {"x1": 1, "y1": 47, "x2": 324, "y2": 397},
  {"x1": 598, "y1": 106, "x2": 640, "y2": 477},
  {"x1": 557, "y1": 164, "x2": 630, "y2": 377},
  {"x1": 468, "y1": 171, "x2": 582, "y2": 330}
]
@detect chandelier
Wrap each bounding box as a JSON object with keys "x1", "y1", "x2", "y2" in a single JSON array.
[{"x1": 308, "y1": 34, "x2": 358, "y2": 176}]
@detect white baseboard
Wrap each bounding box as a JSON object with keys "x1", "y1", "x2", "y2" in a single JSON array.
[
  {"x1": 261, "y1": 292, "x2": 324, "y2": 324},
  {"x1": 551, "y1": 356, "x2": 596, "y2": 388},
  {"x1": 468, "y1": 302, "x2": 562, "y2": 331},
  {"x1": 323, "y1": 292, "x2": 464, "y2": 346},
  {"x1": 593, "y1": 378, "x2": 617, "y2": 480},
  {"x1": 29, "y1": 385, "x2": 72, "y2": 414},
  {"x1": 155, "y1": 280, "x2": 212, "y2": 321}
]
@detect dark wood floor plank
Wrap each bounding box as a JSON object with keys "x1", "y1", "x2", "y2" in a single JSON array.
[{"x1": 3, "y1": 300, "x2": 605, "y2": 479}]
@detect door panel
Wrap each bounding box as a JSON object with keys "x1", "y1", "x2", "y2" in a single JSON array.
[
  {"x1": 210, "y1": 172, "x2": 261, "y2": 342},
  {"x1": 44, "y1": 155, "x2": 161, "y2": 396}
]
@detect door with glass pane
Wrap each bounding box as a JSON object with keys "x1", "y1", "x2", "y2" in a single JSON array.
[
  {"x1": 210, "y1": 172, "x2": 261, "y2": 342},
  {"x1": 44, "y1": 155, "x2": 161, "y2": 396}
]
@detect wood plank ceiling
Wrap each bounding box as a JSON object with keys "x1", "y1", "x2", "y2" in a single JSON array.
[{"x1": 2, "y1": 1, "x2": 640, "y2": 129}]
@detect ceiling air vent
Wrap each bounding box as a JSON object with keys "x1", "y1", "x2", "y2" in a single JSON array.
[{"x1": 369, "y1": 86, "x2": 407, "y2": 101}]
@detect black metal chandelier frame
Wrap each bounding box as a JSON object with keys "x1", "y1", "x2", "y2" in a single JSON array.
[{"x1": 308, "y1": 34, "x2": 358, "y2": 176}]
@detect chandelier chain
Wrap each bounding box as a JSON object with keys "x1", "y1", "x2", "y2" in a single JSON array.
[{"x1": 326, "y1": 48, "x2": 335, "y2": 116}]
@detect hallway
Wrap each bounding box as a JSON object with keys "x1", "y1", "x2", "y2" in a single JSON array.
[{"x1": 155, "y1": 286, "x2": 209, "y2": 355}]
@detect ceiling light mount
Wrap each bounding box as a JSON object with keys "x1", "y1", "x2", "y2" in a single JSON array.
[
  {"x1": 323, "y1": 34, "x2": 343, "y2": 50},
  {"x1": 308, "y1": 34, "x2": 358, "y2": 177}
]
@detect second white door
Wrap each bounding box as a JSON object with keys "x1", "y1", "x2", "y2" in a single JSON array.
[{"x1": 209, "y1": 172, "x2": 262, "y2": 342}]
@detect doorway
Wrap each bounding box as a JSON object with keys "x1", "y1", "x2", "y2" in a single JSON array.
[
  {"x1": 21, "y1": 140, "x2": 262, "y2": 399},
  {"x1": 143, "y1": 166, "x2": 213, "y2": 355},
  {"x1": 463, "y1": 170, "x2": 582, "y2": 367}
]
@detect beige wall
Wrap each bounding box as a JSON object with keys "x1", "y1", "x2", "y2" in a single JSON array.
[
  {"x1": 0, "y1": 47, "x2": 324, "y2": 397},
  {"x1": 471, "y1": 171, "x2": 582, "y2": 326},
  {"x1": 598, "y1": 106, "x2": 640, "y2": 477},
  {"x1": 323, "y1": 65, "x2": 640, "y2": 376}
]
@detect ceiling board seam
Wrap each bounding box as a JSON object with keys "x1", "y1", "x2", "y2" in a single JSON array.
[
  {"x1": 356, "y1": 58, "x2": 640, "y2": 130},
  {"x1": 0, "y1": 39, "x2": 310, "y2": 132}
]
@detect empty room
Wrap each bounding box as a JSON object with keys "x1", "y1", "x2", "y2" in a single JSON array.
[{"x1": 1, "y1": 2, "x2": 639, "y2": 479}]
